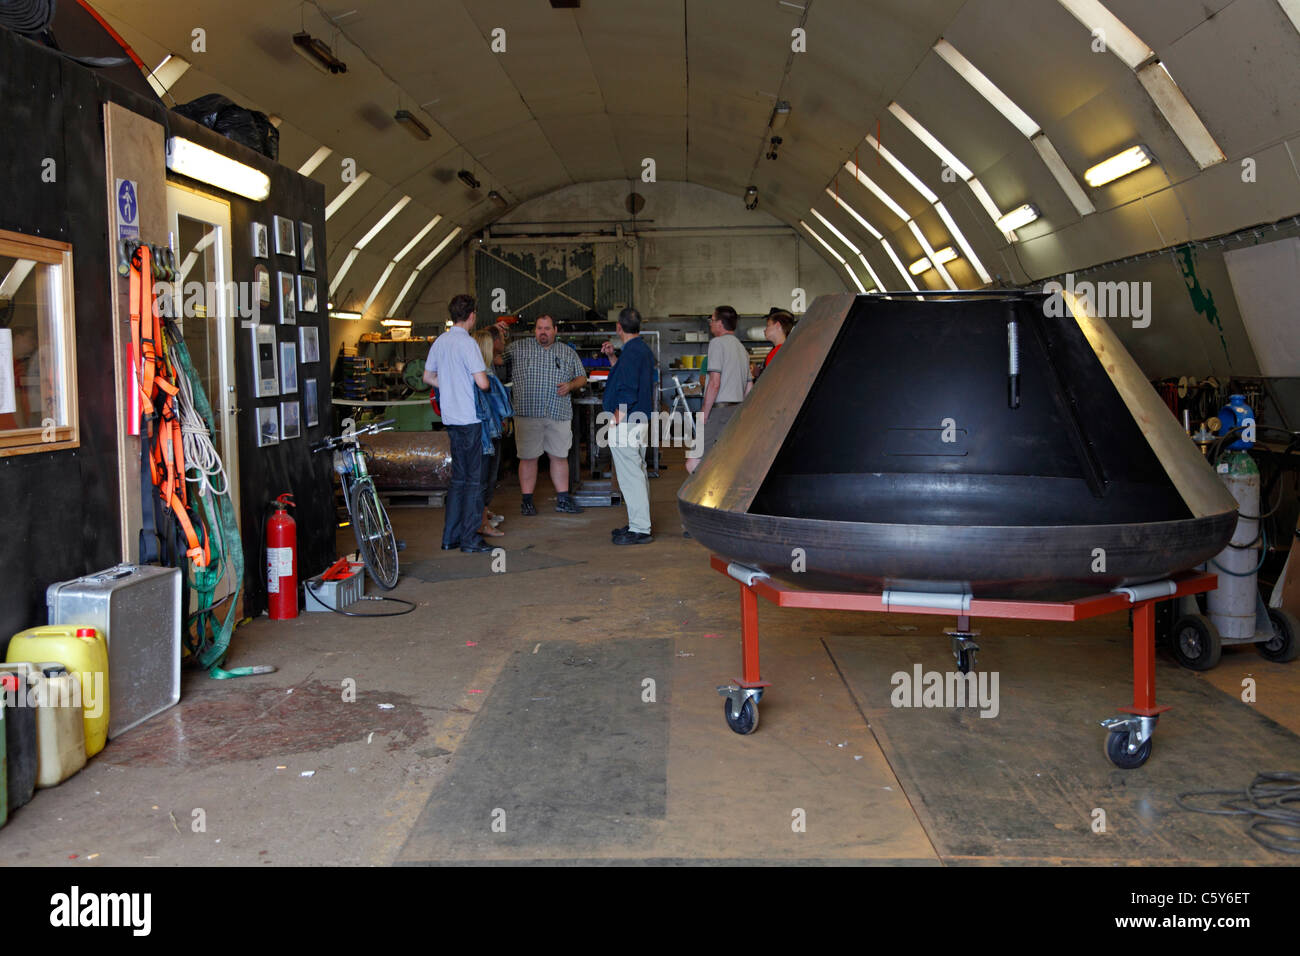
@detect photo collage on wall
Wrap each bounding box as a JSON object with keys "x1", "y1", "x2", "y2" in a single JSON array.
[{"x1": 252, "y1": 214, "x2": 322, "y2": 443}]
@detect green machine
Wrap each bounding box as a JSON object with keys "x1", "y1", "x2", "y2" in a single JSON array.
[{"x1": 392, "y1": 358, "x2": 439, "y2": 431}]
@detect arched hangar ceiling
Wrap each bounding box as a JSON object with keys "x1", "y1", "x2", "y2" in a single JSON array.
[{"x1": 92, "y1": 0, "x2": 1300, "y2": 317}]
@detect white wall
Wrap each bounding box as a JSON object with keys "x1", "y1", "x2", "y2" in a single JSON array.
[{"x1": 407, "y1": 180, "x2": 847, "y2": 329}]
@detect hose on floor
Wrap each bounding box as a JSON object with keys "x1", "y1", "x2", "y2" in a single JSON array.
[{"x1": 1177, "y1": 772, "x2": 1300, "y2": 854}]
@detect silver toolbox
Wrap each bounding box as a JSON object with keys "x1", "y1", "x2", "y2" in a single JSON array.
[{"x1": 47, "y1": 564, "x2": 182, "y2": 739}]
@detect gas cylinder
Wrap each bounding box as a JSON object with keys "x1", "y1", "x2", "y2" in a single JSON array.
[
  {"x1": 267, "y1": 493, "x2": 298, "y2": 620},
  {"x1": 1207, "y1": 451, "x2": 1260, "y2": 640}
]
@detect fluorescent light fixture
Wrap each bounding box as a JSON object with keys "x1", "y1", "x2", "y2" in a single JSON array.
[
  {"x1": 1084, "y1": 145, "x2": 1155, "y2": 186},
  {"x1": 329, "y1": 248, "x2": 361, "y2": 296},
  {"x1": 1031, "y1": 132, "x2": 1096, "y2": 215},
  {"x1": 865, "y1": 134, "x2": 938, "y2": 203},
  {"x1": 888, "y1": 102, "x2": 973, "y2": 181},
  {"x1": 771, "y1": 101, "x2": 791, "y2": 131},
  {"x1": 799, "y1": 220, "x2": 846, "y2": 264},
  {"x1": 809, "y1": 208, "x2": 862, "y2": 255},
  {"x1": 395, "y1": 109, "x2": 431, "y2": 141},
  {"x1": 147, "y1": 54, "x2": 190, "y2": 97},
  {"x1": 1134, "y1": 63, "x2": 1225, "y2": 169},
  {"x1": 415, "y1": 227, "x2": 462, "y2": 270},
  {"x1": 329, "y1": 310, "x2": 362, "y2": 320},
  {"x1": 907, "y1": 221, "x2": 958, "y2": 289},
  {"x1": 363, "y1": 262, "x2": 398, "y2": 313},
  {"x1": 298, "y1": 145, "x2": 332, "y2": 177},
  {"x1": 326, "y1": 171, "x2": 371, "y2": 220},
  {"x1": 909, "y1": 256, "x2": 934, "y2": 276},
  {"x1": 824, "y1": 188, "x2": 883, "y2": 239},
  {"x1": 995, "y1": 202, "x2": 1041, "y2": 232},
  {"x1": 380, "y1": 318, "x2": 412, "y2": 328},
  {"x1": 393, "y1": 215, "x2": 443, "y2": 263},
  {"x1": 933, "y1": 40, "x2": 1040, "y2": 138},
  {"x1": 880, "y1": 239, "x2": 919, "y2": 291},
  {"x1": 967, "y1": 179, "x2": 1014, "y2": 237},
  {"x1": 856, "y1": 253, "x2": 886, "y2": 291},
  {"x1": 935, "y1": 202, "x2": 992, "y2": 285},
  {"x1": 356, "y1": 196, "x2": 412, "y2": 249},
  {"x1": 1055, "y1": 0, "x2": 1155, "y2": 70},
  {"x1": 165, "y1": 136, "x2": 270, "y2": 201},
  {"x1": 843, "y1": 161, "x2": 910, "y2": 222}
]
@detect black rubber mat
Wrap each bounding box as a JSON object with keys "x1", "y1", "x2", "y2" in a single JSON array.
[
  {"x1": 824, "y1": 629, "x2": 1300, "y2": 863},
  {"x1": 396, "y1": 638, "x2": 671, "y2": 862},
  {"x1": 403, "y1": 544, "x2": 580, "y2": 583}
]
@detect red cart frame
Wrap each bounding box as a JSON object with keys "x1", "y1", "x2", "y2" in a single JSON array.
[{"x1": 710, "y1": 554, "x2": 1218, "y2": 767}]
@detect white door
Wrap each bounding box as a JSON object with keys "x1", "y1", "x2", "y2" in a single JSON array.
[{"x1": 165, "y1": 184, "x2": 241, "y2": 523}]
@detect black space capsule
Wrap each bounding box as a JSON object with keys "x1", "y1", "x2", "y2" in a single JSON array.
[{"x1": 678, "y1": 292, "x2": 1238, "y2": 600}]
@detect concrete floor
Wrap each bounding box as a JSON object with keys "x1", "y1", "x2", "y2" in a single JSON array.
[{"x1": 3, "y1": 449, "x2": 1299, "y2": 866}]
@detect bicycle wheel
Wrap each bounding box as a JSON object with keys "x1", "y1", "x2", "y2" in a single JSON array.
[{"x1": 349, "y1": 480, "x2": 399, "y2": 589}]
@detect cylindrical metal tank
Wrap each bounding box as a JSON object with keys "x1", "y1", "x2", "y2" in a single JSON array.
[
  {"x1": 1206, "y1": 451, "x2": 1260, "y2": 639},
  {"x1": 678, "y1": 292, "x2": 1239, "y2": 600},
  {"x1": 362, "y1": 431, "x2": 452, "y2": 491}
]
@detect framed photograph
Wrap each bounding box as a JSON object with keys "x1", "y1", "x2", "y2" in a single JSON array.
[
  {"x1": 280, "y1": 401, "x2": 301, "y2": 440},
  {"x1": 298, "y1": 325, "x2": 321, "y2": 364},
  {"x1": 256, "y1": 406, "x2": 279, "y2": 447},
  {"x1": 251, "y1": 222, "x2": 269, "y2": 259},
  {"x1": 280, "y1": 341, "x2": 298, "y2": 393},
  {"x1": 278, "y1": 272, "x2": 297, "y2": 324},
  {"x1": 252, "y1": 264, "x2": 271, "y2": 324},
  {"x1": 299, "y1": 222, "x2": 316, "y2": 272},
  {"x1": 304, "y1": 378, "x2": 320, "y2": 427},
  {"x1": 297, "y1": 274, "x2": 318, "y2": 313},
  {"x1": 249, "y1": 324, "x2": 278, "y2": 397},
  {"x1": 273, "y1": 215, "x2": 296, "y2": 256}
]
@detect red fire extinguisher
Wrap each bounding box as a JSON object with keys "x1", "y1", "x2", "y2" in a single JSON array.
[{"x1": 267, "y1": 493, "x2": 298, "y2": 620}]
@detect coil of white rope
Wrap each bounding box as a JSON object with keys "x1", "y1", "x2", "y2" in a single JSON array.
[{"x1": 174, "y1": 365, "x2": 229, "y2": 499}]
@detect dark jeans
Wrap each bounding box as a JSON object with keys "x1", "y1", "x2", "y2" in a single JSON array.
[
  {"x1": 482, "y1": 437, "x2": 501, "y2": 510},
  {"x1": 444, "y1": 423, "x2": 485, "y2": 548}
]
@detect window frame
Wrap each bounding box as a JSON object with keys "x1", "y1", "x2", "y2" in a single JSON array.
[{"x1": 0, "y1": 228, "x2": 79, "y2": 456}]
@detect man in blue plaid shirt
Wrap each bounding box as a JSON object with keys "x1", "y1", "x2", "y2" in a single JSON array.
[{"x1": 506, "y1": 314, "x2": 588, "y2": 514}]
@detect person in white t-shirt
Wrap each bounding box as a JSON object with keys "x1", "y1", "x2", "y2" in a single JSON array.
[{"x1": 685, "y1": 305, "x2": 752, "y2": 475}]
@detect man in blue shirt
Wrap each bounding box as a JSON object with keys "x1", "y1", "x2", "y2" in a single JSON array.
[
  {"x1": 424, "y1": 294, "x2": 492, "y2": 553},
  {"x1": 600, "y1": 307, "x2": 657, "y2": 545}
]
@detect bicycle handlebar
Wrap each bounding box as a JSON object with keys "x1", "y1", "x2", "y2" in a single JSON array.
[{"x1": 311, "y1": 418, "x2": 398, "y2": 453}]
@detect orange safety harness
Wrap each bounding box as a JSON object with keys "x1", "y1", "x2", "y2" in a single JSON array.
[{"x1": 128, "y1": 244, "x2": 210, "y2": 569}]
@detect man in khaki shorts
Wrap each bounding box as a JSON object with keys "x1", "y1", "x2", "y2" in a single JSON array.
[
  {"x1": 685, "y1": 305, "x2": 752, "y2": 475},
  {"x1": 507, "y1": 314, "x2": 588, "y2": 514}
]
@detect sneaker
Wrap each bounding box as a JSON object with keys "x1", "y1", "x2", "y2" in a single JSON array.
[
  {"x1": 613, "y1": 531, "x2": 654, "y2": 546},
  {"x1": 611, "y1": 525, "x2": 628, "y2": 536},
  {"x1": 488, "y1": 512, "x2": 505, "y2": 527},
  {"x1": 555, "y1": 496, "x2": 584, "y2": 514},
  {"x1": 520, "y1": 499, "x2": 537, "y2": 516}
]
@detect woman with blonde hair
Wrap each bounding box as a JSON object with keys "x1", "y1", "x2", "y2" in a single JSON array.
[{"x1": 473, "y1": 327, "x2": 512, "y2": 537}]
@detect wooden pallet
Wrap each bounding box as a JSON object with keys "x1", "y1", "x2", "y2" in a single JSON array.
[{"x1": 379, "y1": 489, "x2": 445, "y2": 509}]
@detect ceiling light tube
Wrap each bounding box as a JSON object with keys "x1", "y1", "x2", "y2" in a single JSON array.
[
  {"x1": 1281, "y1": 0, "x2": 1300, "y2": 32},
  {"x1": 933, "y1": 40, "x2": 1040, "y2": 138},
  {"x1": 799, "y1": 220, "x2": 847, "y2": 264},
  {"x1": 887, "y1": 102, "x2": 973, "y2": 181},
  {"x1": 824, "y1": 188, "x2": 883, "y2": 239},
  {"x1": 356, "y1": 196, "x2": 412, "y2": 249},
  {"x1": 856, "y1": 253, "x2": 885, "y2": 291},
  {"x1": 392, "y1": 268, "x2": 423, "y2": 316},
  {"x1": 907, "y1": 221, "x2": 958, "y2": 289},
  {"x1": 329, "y1": 310, "x2": 362, "y2": 320},
  {"x1": 416, "y1": 227, "x2": 463, "y2": 270},
  {"x1": 865, "y1": 134, "x2": 938, "y2": 203},
  {"x1": 0, "y1": 258, "x2": 36, "y2": 300},
  {"x1": 147, "y1": 54, "x2": 191, "y2": 98},
  {"x1": 329, "y1": 248, "x2": 361, "y2": 296},
  {"x1": 1084, "y1": 145, "x2": 1155, "y2": 187},
  {"x1": 935, "y1": 202, "x2": 992, "y2": 284},
  {"x1": 380, "y1": 318, "x2": 412, "y2": 328},
  {"x1": 967, "y1": 179, "x2": 1017, "y2": 240},
  {"x1": 1031, "y1": 132, "x2": 1096, "y2": 215},
  {"x1": 995, "y1": 202, "x2": 1041, "y2": 232},
  {"x1": 394, "y1": 110, "x2": 431, "y2": 141},
  {"x1": 809, "y1": 208, "x2": 863, "y2": 255},
  {"x1": 326, "y1": 171, "x2": 371, "y2": 220},
  {"x1": 909, "y1": 256, "x2": 934, "y2": 276},
  {"x1": 165, "y1": 136, "x2": 270, "y2": 201},
  {"x1": 297, "y1": 145, "x2": 333, "y2": 177},
  {"x1": 393, "y1": 215, "x2": 443, "y2": 263},
  {"x1": 843, "y1": 161, "x2": 910, "y2": 222},
  {"x1": 880, "y1": 239, "x2": 919, "y2": 291}
]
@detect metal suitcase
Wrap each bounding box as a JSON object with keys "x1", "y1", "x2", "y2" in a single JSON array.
[{"x1": 46, "y1": 564, "x2": 182, "y2": 739}]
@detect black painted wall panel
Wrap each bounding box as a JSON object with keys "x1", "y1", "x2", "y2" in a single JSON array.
[{"x1": 0, "y1": 26, "x2": 333, "y2": 649}]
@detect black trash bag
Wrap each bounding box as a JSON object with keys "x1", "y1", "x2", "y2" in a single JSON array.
[{"x1": 172, "y1": 93, "x2": 279, "y2": 161}]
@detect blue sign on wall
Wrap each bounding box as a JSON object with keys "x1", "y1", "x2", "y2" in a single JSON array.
[{"x1": 116, "y1": 178, "x2": 139, "y2": 241}]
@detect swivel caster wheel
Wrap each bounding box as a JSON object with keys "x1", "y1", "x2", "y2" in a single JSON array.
[
  {"x1": 1259, "y1": 608, "x2": 1300, "y2": 663},
  {"x1": 1105, "y1": 729, "x2": 1153, "y2": 769},
  {"x1": 956, "y1": 649, "x2": 976, "y2": 675},
  {"x1": 722, "y1": 696, "x2": 759, "y2": 735}
]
